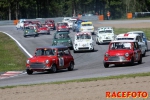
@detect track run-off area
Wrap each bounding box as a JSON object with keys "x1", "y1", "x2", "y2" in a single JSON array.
[{"x1": 0, "y1": 20, "x2": 150, "y2": 87}]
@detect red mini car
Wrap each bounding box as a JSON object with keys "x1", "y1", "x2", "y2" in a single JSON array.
[
  {"x1": 56, "y1": 22, "x2": 70, "y2": 32},
  {"x1": 36, "y1": 24, "x2": 50, "y2": 35},
  {"x1": 26, "y1": 46, "x2": 75, "y2": 75},
  {"x1": 45, "y1": 20, "x2": 56, "y2": 30},
  {"x1": 103, "y1": 40, "x2": 142, "y2": 68}
]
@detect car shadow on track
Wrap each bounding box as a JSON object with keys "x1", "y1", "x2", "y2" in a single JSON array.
[
  {"x1": 73, "y1": 50, "x2": 98, "y2": 54},
  {"x1": 31, "y1": 69, "x2": 78, "y2": 75},
  {"x1": 108, "y1": 62, "x2": 145, "y2": 68}
]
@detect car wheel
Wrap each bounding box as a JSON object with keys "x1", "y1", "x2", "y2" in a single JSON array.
[
  {"x1": 129, "y1": 57, "x2": 134, "y2": 66},
  {"x1": 51, "y1": 64, "x2": 57, "y2": 73},
  {"x1": 142, "y1": 50, "x2": 146, "y2": 57},
  {"x1": 73, "y1": 50, "x2": 77, "y2": 53},
  {"x1": 104, "y1": 62, "x2": 109, "y2": 68},
  {"x1": 68, "y1": 62, "x2": 74, "y2": 71},
  {"x1": 92, "y1": 48, "x2": 94, "y2": 52},
  {"x1": 47, "y1": 32, "x2": 50, "y2": 35},
  {"x1": 26, "y1": 69, "x2": 33, "y2": 75},
  {"x1": 24, "y1": 35, "x2": 27, "y2": 38},
  {"x1": 138, "y1": 55, "x2": 142, "y2": 64}
]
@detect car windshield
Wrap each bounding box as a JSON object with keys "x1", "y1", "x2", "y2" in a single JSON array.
[
  {"x1": 82, "y1": 24, "x2": 92, "y2": 26},
  {"x1": 110, "y1": 42, "x2": 132, "y2": 50},
  {"x1": 76, "y1": 34, "x2": 91, "y2": 39},
  {"x1": 35, "y1": 49, "x2": 55, "y2": 56},
  {"x1": 55, "y1": 33, "x2": 70, "y2": 39},
  {"x1": 98, "y1": 30, "x2": 112, "y2": 33},
  {"x1": 116, "y1": 38, "x2": 134, "y2": 40}
]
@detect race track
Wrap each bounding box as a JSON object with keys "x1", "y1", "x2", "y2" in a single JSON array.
[{"x1": 0, "y1": 20, "x2": 150, "y2": 87}]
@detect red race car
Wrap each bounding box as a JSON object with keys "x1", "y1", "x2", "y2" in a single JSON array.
[
  {"x1": 103, "y1": 40, "x2": 142, "y2": 68},
  {"x1": 26, "y1": 46, "x2": 75, "y2": 75},
  {"x1": 36, "y1": 24, "x2": 50, "y2": 35},
  {"x1": 56, "y1": 22, "x2": 70, "y2": 32},
  {"x1": 45, "y1": 20, "x2": 56, "y2": 30}
]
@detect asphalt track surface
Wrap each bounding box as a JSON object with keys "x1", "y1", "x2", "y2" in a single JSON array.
[{"x1": 0, "y1": 20, "x2": 150, "y2": 87}]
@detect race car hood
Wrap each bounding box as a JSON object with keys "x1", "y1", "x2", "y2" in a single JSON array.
[
  {"x1": 97, "y1": 33, "x2": 114, "y2": 37},
  {"x1": 29, "y1": 56, "x2": 52, "y2": 63},
  {"x1": 107, "y1": 50, "x2": 132, "y2": 56},
  {"x1": 81, "y1": 26, "x2": 94, "y2": 29},
  {"x1": 75, "y1": 39, "x2": 92, "y2": 43}
]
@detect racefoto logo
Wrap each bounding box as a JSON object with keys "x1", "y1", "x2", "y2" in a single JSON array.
[{"x1": 106, "y1": 91, "x2": 148, "y2": 99}]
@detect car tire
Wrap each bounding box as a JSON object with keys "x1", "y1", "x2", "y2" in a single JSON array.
[
  {"x1": 73, "y1": 50, "x2": 77, "y2": 53},
  {"x1": 68, "y1": 62, "x2": 74, "y2": 71},
  {"x1": 138, "y1": 55, "x2": 142, "y2": 64},
  {"x1": 51, "y1": 64, "x2": 57, "y2": 73},
  {"x1": 24, "y1": 35, "x2": 27, "y2": 38},
  {"x1": 142, "y1": 50, "x2": 146, "y2": 57},
  {"x1": 104, "y1": 62, "x2": 109, "y2": 68},
  {"x1": 26, "y1": 69, "x2": 33, "y2": 75},
  {"x1": 129, "y1": 57, "x2": 134, "y2": 66},
  {"x1": 47, "y1": 32, "x2": 50, "y2": 35}
]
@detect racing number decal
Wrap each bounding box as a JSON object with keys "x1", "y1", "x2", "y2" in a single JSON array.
[{"x1": 59, "y1": 57, "x2": 64, "y2": 67}]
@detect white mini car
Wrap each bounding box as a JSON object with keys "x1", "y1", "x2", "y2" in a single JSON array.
[
  {"x1": 115, "y1": 33, "x2": 146, "y2": 56},
  {"x1": 127, "y1": 31, "x2": 148, "y2": 51},
  {"x1": 68, "y1": 18, "x2": 77, "y2": 29},
  {"x1": 73, "y1": 32, "x2": 94, "y2": 53},
  {"x1": 79, "y1": 22, "x2": 94, "y2": 35},
  {"x1": 95, "y1": 27, "x2": 115, "y2": 44},
  {"x1": 62, "y1": 17, "x2": 71, "y2": 23},
  {"x1": 16, "y1": 19, "x2": 26, "y2": 29}
]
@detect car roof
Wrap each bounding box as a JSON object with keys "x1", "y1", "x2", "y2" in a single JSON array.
[
  {"x1": 81, "y1": 22, "x2": 92, "y2": 24},
  {"x1": 127, "y1": 31, "x2": 144, "y2": 34},
  {"x1": 37, "y1": 45, "x2": 68, "y2": 49},
  {"x1": 111, "y1": 40, "x2": 137, "y2": 43},
  {"x1": 116, "y1": 33, "x2": 140, "y2": 38}
]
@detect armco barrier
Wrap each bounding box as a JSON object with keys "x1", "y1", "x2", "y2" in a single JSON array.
[{"x1": 0, "y1": 16, "x2": 99, "y2": 25}]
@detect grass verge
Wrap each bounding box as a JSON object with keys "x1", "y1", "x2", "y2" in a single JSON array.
[
  {"x1": 114, "y1": 28, "x2": 150, "y2": 40},
  {"x1": 0, "y1": 32, "x2": 27, "y2": 72}
]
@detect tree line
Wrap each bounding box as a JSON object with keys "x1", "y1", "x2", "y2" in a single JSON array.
[{"x1": 0, "y1": 0, "x2": 150, "y2": 20}]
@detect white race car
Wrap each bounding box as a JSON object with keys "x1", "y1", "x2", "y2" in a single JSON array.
[
  {"x1": 73, "y1": 32, "x2": 94, "y2": 53},
  {"x1": 16, "y1": 19, "x2": 26, "y2": 30},
  {"x1": 68, "y1": 18, "x2": 77, "y2": 29},
  {"x1": 115, "y1": 33, "x2": 147, "y2": 57},
  {"x1": 62, "y1": 17, "x2": 71, "y2": 23},
  {"x1": 95, "y1": 27, "x2": 115, "y2": 44},
  {"x1": 79, "y1": 21, "x2": 94, "y2": 35}
]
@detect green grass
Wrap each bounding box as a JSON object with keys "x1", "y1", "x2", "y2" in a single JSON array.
[
  {"x1": 0, "y1": 32, "x2": 27, "y2": 72},
  {"x1": 114, "y1": 28, "x2": 150, "y2": 40}
]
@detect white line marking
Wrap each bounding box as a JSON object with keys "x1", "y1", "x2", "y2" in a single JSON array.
[{"x1": 0, "y1": 31, "x2": 32, "y2": 57}]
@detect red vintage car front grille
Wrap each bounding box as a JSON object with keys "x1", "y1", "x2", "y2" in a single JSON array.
[
  {"x1": 30, "y1": 63, "x2": 45, "y2": 69},
  {"x1": 108, "y1": 56, "x2": 125, "y2": 61}
]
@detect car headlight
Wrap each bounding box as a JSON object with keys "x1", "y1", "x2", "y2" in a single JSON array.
[
  {"x1": 26, "y1": 31, "x2": 28, "y2": 32},
  {"x1": 26, "y1": 60, "x2": 30, "y2": 64},
  {"x1": 92, "y1": 28, "x2": 94, "y2": 30},
  {"x1": 105, "y1": 53, "x2": 109, "y2": 57},
  {"x1": 45, "y1": 60, "x2": 49, "y2": 64},
  {"x1": 75, "y1": 44, "x2": 77, "y2": 46},
  {"x1": 125, "y1": 53, "x2": 129, "y2": 57}
]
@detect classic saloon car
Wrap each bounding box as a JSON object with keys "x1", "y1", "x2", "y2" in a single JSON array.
[
  {"x1": 73, "y1": 32, "x2": 94, "y2": 53},
  {"x1": 79, "y1": 21, "x2": 94, "y2": 35},
  {"x1": 95, "y1": 27, "x2": 115, "y2": 44},
  {"x1": 36, "y1": 24, "x2": 50, "y2": 35},
  {"x1": 103, "y1": 40, "x2": 142, "y2": 68},
  {"x1": 26, "y1": 46, "x2": 75, "y2": 75},
  {"x1": 127, "y1": 31, "x2": 148, "y2": 51},
  {"x1": 45, "y1": 19, "x2": 56, "y2": 30},
  {"x1": 24, "y1": 25, "x2": 38, "y2": 37},
  {"x1": 56, "y1": 22, "x2": 70, "y2": 32},
  {"x1": 115, "y1": 33, "x2": 146, "y2": 56},
  {"x1": 52, "y1": 31, "x2": 73, "y2": 49}
]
